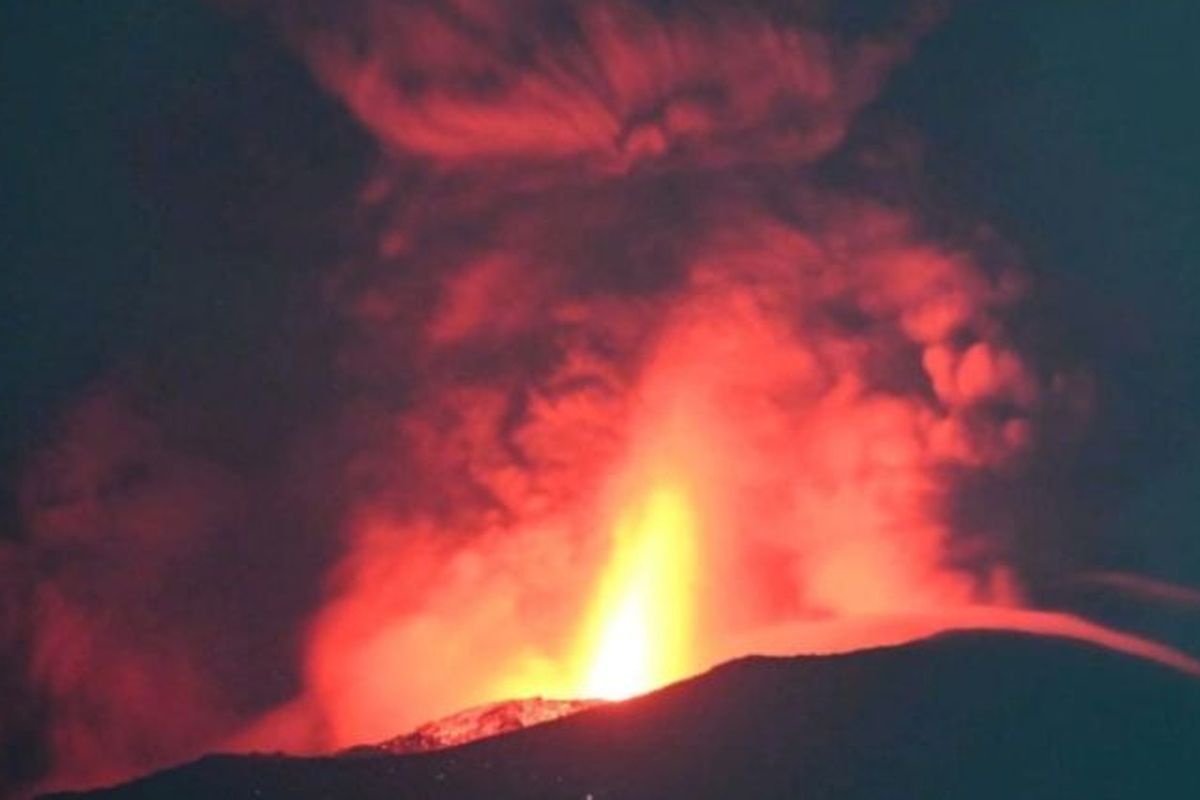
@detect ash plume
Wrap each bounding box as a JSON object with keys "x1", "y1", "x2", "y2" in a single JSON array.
[
  {"x1": 3, "y1": 1, "x2": 1110, "y2": 794},
  {"x1": 243, "y1": 0, "x2": 1085, "y2": 749}
]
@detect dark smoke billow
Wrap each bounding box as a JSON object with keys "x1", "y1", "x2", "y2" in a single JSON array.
[{"x1": 2, "y1": 2, "x2": 1155, "y2": 795}]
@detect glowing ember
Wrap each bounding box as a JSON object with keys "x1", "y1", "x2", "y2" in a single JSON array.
[{"x1": 577, "y1": 485, "x2": 697, "y2": 700}]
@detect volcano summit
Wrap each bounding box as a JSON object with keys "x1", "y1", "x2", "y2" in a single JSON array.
[{"x1": 48, "y1": 631, "x2": 1200, "y2": 799}]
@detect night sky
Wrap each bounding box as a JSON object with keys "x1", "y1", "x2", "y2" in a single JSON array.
[{"x1": 3, "y1": 0, "x2": 1200, "y2": 792}]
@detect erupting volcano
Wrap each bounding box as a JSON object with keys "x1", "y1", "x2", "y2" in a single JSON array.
[{"x1": 6, "y1": 1, "x2": 1200, "y2": 797}]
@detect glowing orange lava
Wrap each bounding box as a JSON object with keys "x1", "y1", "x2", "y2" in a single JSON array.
[{"x1": 575, "y1": 484, "x2": 698, "y2": 700}]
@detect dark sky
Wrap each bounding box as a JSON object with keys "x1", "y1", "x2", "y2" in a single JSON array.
[
  {"x1": 3, "y1": 0, "x2": 368, "y2": 527},
  {"x1": 889, "y1": 3, "x2": 1200, "y2": 596}
]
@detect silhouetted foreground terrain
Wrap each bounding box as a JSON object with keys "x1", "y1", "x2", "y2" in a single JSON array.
[{"x1": 49, "y1": 632, "x2": 1200, "y2": 799}]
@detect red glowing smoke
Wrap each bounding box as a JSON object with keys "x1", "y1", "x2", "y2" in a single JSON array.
[
  {"x1": 9, "y1": 385, "x2": 243, "y2": 791},
  {"x1": 6, "y1": 1, "x2": 1180, "y2": 795},
  {"x1": 254, "y1": 0, "x2": 1087, "y2": 749}
]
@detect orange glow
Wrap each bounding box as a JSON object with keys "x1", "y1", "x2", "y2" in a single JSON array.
[
  {"x1": 202, "y1": 1, "x2": 1116, "y2": 764},
  {"x1": 576, "y1": 484, "x2": 697, "y2": 700}
]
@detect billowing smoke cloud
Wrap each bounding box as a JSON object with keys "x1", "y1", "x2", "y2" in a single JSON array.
[
  {"x1": 259, "y1": 0, "x2": 944, "y2": 170},
  {"x1": 291, "y1": 184, "x2": 1069, "y2": 745},
  {"x1": 247, "y1": 0, "x2": 1086, "y2": 748},
  {"x1": 2, "y1": 372, "x2": 342, "y2": 795},
  {"x1": 1, "y1": 0, "x2": 1136, "y2": 794},
  {"x1": 5, "y1": 383, "x2": 242, "y2": 792}
]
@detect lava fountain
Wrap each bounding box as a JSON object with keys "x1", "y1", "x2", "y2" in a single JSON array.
[{"x1": 577, "y1": 483, "x2": 698, "y2": 700}]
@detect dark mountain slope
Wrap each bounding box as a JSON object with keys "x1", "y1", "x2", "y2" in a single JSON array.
[{"x1": 51, "y1": 631, "x2": 1200, "y2": 799}]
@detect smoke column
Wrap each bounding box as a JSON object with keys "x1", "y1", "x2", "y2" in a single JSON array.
[
  {"x1": 2, "y1": 1, "x2": 1152, "y2": 794},
  {"x1": 241, "y1": 0, "x2": 1089, "y2": 748}
]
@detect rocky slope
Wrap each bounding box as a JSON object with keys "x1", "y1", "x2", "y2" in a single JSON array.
[
  {"x1": 49, "y1": 631, "x2": 1200, "y2": 799},
  {"x1": 344, "y1": 697, "x2": 605, "y2": 756}
]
